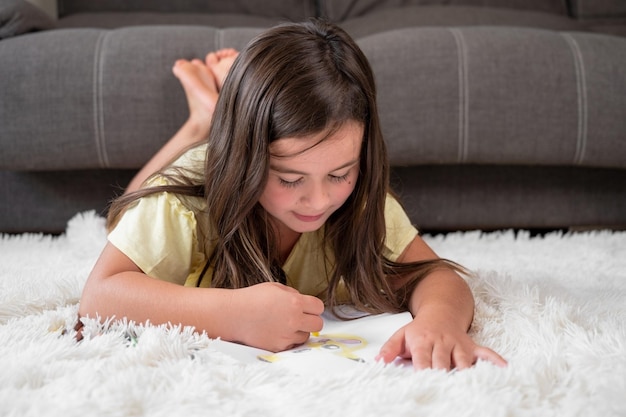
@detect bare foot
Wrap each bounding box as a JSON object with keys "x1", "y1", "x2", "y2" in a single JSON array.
[
  {"x1": 205, "y1": 48, "x2": 239, "y2": 90},
  {"x1": 172, "y1": 58, "x2": 219, "y2": 132}
]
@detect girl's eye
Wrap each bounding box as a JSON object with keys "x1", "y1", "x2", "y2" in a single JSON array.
[
  {"x1": 279, "y1": 177, "x2": 302, "y2": 188},
  {"x1": 329, "y1": 173, "x2": 349, "y2": 183},
  {"x1": 278, "y1": 173, "x2": 349, "y2": 188}
]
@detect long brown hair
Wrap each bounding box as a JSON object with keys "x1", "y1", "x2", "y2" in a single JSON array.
[{"x1": 108, "y1": 20, "x2": 464, "y2": 314}]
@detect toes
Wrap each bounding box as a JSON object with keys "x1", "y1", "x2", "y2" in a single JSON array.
[
  {"x1": 206, "y1": 48, "x2": 238, "y2": 66},
  {"x1": 216, "y1": 48, "x2": 239, "y2": 59},
  {"x1": 172, "y1": 59, "x2": 191, "y2": 77},
  {"x1": 205, "y1": 51, "x2": 219, "y2": 67},
  {"x1": 172, "y1": 59, "x2": 218, "y2": 93}
]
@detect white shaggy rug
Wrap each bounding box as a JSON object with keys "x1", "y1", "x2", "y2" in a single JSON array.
[{"x1": 1, "y1": 211, "x2": 625, "y2": 417}]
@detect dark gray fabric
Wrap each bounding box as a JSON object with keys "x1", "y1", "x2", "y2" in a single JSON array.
[
  {"x1": 0, "y1": 169, "x2": 135, "y2": 234},
  {"x1": 589, "y1": 23, "x2": 626, "y2": 37},
  {"x1": 392, "y1": 165, "x2": 626, "y2": 231},
  {"x1": 341, "y1": 6, "x2": 586, "y2": 38},
  {"x1": 57, "y1": 0, "x2": 317, "y2": 22},
  {"x1": 569, "y1": 0, "x2": 626, "y2": 19},
  {"x1": 56, "y1": 12, "x2": 284, "y2": 29},
  {"x1": 321, "y1": 0, "x2": 569, "y2": 22},
  {"x1": 0, "y1": 0, "x2": 56, "y2": 40}
]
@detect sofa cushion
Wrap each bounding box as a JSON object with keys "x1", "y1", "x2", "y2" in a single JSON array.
[
  {"x1": 57, "y1": 0, "x2": 317, "y2": 22},
  {"x1": 0, "y1": 0, "x2": 56, "y2": 40},
  {"x1": 359, "y1": 27, "x2": 626, "y2": 168},
  {"x1": 0, "y1": 26, "x2": 264, "y2": 171},
  {"x1": 320, "y1": 0, "x2": 569, "y2": 22},
  {"x1": 57, "y1": 12, "x2": 284, "y2": 29}
]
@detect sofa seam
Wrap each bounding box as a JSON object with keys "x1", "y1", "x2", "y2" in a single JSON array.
[
  {"x1": 93, "y1": 31, "x2": 110, "y2": 168},
  {"x1": 216, "y1": 28, "x2": 223, "y2": 50},
  {"x1": 449, "y1": 28, "x2": 469, "y2": 163},
  {"x1": 561, "y1": 33, "x2": 588, "y2": 165}
]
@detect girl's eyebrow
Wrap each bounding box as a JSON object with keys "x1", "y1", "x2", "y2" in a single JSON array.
[{"x1": 270, "y1": 159, "x2": 359, "y2": 175}]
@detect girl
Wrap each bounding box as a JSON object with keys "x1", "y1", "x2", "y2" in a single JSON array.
[{"x1": 79, "y1": 20, "x2": 506, "y2": 370}]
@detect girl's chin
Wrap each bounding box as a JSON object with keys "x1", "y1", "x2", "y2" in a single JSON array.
[
  {"x1": 271, "y1": 212, "x2": 330, "y2": 235},
  {"x1": 288, "y1": 218, "x2": 326, "y2": 233},
  {"x1": 290, "y1": 222, "x2": 324, "y2": 234}
]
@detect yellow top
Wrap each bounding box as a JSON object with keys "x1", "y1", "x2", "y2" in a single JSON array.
[{"x1": 108, "y1": 144, "x2": 418, "y2": 302}]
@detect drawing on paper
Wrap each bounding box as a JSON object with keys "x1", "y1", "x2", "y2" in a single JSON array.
[{"x1": 257, "y1": 333, "x2": 368, "y2": 363}]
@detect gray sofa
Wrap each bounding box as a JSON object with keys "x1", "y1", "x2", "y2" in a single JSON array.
[{"x1": 1, "y1": 0, "x2": 625, "y2": 233}]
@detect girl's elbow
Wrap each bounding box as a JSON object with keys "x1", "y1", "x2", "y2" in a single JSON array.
[
  {"x1": 78, "y1": 277, "x2": 98, "y2": 318},
  {"x1": 78, "y1": 269, "x2": 112, "y2": 319}
]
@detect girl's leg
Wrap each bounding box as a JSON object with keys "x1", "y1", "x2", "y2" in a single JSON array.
[{"x1": 125, "y1": 50, "x2": 238, "y2": 193}]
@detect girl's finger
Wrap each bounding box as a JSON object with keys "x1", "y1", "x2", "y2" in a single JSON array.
[
  {"x1": 451, "y1": 345, "x2": 474, "y2": 370},
  {"x1": 300, "y1": 294, "x2": 325, "y2": 315},
  {"x1": 409, "y1": 340, "x2": 434, "y2": 369},
  {"x1": 431, "y1": 340, "x2": 452, "y2": 370},
  {"x1": 376, "y1": 328, "x2": 406, "y2": 364},
  {"x1": 475, "y1": 346, "x2": 508, "y2": 367}
]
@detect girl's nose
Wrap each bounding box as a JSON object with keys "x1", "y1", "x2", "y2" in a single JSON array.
[{"x1": 302, "y1": 181, "x2": 330, "y2": 210}]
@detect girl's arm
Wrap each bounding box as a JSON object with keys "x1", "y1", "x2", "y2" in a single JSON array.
[
  {"x1": 376, "y1": 235, "x2": 507, "y2": 370},
  {"x1": 79, "y1": 243, "x2": 324, "y2": 352}
]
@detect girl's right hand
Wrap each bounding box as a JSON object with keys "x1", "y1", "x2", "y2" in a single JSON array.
[{"x1": 229, "y1": 282, "x2": 324, "y2": 352}]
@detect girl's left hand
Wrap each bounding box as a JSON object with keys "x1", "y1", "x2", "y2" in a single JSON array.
[{"x1": 376, "y1": 314, "x2": 507, "y2": 370}]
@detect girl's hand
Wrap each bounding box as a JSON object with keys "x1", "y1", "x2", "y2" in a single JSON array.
[
  {"x1": 229, "y1": 282, "x2": 324, "y2": 352},
  {"x1": 376, "y1": 311, "x2": 507, "y2": 370}
]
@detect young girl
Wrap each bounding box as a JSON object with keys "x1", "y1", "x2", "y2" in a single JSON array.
[{"x1": 79, "y1": 20, "x2": 506, "y2": 370}]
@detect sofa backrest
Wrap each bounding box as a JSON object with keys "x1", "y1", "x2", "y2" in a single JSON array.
[
  {"x1": 42, "y1": 0, "x2": 626, "y2": 24},
  {"x1": 318, "y1": 0, "x2": 569, "y2": 22},
  {"x1": 57, "y1": 0, "x2": 573, "y2": 23},
  {"x1": 57, "y1": 0, "x2": 318, "y2": 22}
]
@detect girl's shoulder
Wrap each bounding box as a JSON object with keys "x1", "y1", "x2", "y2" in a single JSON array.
[
  {"x1": 162, "y1": 143, "x2": 207, "y2": 181},
  {"x1": 142, "y1": 143, "x2": 207, "y2": 191},
  {"x1": 142, "y1": 142, "x2": 208, "y2": 215},
  {"x1": 383, "y1": 193, "x2": 419, "y2": 261},
  {"x1": 384, "y1": 192, "x2": 400, "y2": 208}
]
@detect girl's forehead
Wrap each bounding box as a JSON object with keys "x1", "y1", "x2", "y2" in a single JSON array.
[{"x1": 270, "y1": 121, "x2": 364, "y2": 158}]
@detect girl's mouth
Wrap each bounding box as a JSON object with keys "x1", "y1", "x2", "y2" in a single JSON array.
[{"x1": 293, "y1": 212, "x2": 324, "y2": 222}]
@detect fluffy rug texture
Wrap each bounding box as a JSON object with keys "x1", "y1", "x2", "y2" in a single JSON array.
[{"x1": 1, "y1": 211, "x2": 625, "y2": 416}]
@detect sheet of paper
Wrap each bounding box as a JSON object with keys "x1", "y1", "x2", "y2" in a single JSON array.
[{"x1": 210, "y1": 308, "x2": 413, "y2": 372}]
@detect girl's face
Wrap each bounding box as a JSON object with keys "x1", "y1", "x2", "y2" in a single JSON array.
[{"x1": 259, "y1": 120, "x2": 363, "y2": 237}]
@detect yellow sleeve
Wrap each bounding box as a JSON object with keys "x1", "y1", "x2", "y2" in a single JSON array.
[
  {"x1": 108, "y1": 190, "x2": 200, "y2": 286},
  {"x1": 383, "y1": 194, "x2": 419, "y2": 261}
]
